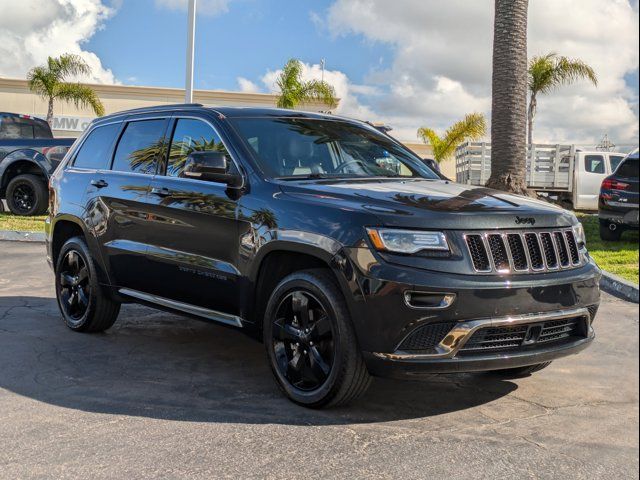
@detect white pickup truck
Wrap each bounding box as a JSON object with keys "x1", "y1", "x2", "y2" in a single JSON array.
[{"x1": 455, "y1": 142, "x2": 628, "y2": 210}]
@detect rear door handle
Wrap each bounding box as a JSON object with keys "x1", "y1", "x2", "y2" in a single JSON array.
[
  {"x1": 151, "y1": 187, "x2": 170, "y2": 197},
  {"x1": 91, "y1": 179, "x2": 108, "y2": 189}
]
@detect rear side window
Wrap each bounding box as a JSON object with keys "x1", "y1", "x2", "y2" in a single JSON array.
[
  {"x1": 610, "y1": 155, "x2": 625, "y2": 172},
  {"x1": 73, "y1": 124, "x2": 120, "y2": 170},
  {"x1": 166, "y1": 118, "x2": 228, "y2": 177},
  {"x1": 34, "y1": 122, "x2": 53, "y2": 139},
  {"x1": 112, "y1": 120, "x2": 168, "y2": 175},
  {"x1": 0, "y1": 117, "x2": 34, "y2": 139},
  {"x1": 616, "y1": 158, "x2": 639, "y2": 179},
  {"x1": 585, "y1": 155, "x2": 605, "y2": 174}
]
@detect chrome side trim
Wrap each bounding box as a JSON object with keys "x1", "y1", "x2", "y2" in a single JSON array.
[
  {"x1": 376, "y1": 307, "x2": 591, "y2": 361},
  {"x1": 119, "y1": 288, "x2": 244, "y2": 328}
]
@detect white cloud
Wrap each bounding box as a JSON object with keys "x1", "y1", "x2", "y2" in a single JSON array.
[
  {"x1": 325, "y1": 0, "x2": 639, "y2": 145},
  {"x1": 237, "y1": 76, "x2": 260, "y2": 93},
  {"x1": 0, "y1": 0, "x2": 118, "y2": 84},
  {"x1": 155, "y1": 0, "x2": 232, "y2": 16}
]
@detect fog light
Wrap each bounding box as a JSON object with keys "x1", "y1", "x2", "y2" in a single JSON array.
[{"x1": 404, "y1": 291, "x2": 456, "y2": 310}]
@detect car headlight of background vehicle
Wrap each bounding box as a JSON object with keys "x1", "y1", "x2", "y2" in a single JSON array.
[{"x1": 366, "y1": 228, "x2": 450, "y2": 254}]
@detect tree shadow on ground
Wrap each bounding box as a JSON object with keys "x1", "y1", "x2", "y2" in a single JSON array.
[{"x1": 0, "y1": 296, "x2": 517, "y2": 425}]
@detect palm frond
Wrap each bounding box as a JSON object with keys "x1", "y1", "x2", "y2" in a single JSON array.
[
  {"x1": 27, "y1": 66, "x2": 56, "y2": 98},
  {"x1": 528, "y1": 53, "x2": 598, "y2": 96},
  {"x1": 49, "y1": 53, "x2": 91, "y2": 80},
  {"x1": 418, "y1": 113, "x2": 486, "y2": 163},
  {"x1": 299, "y1": 79, "x2": 338, "y2": 108},
  {"x1": 54, "y1": 83, "x2": 105, "y2": 116}
]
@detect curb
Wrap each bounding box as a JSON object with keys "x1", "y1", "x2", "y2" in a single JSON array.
[
  {"x1": 0, "y1": 230, "x2": 46, "y2": 243},
  {"x1": 599, "y1": 271, "x2": 639, "y2": 304}
]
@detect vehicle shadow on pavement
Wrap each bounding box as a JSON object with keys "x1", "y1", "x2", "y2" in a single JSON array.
[{"x1": 0, "y1": 296, "x2": 517, "y2": 425}]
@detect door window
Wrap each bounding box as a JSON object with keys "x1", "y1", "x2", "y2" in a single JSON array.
[
  {"x1": 585, "y1": 155, "x2": 605, "y2": 174},
  {"x1": 165, "y1": 118, "x2": 228, "y2": 177},
  {"x1": 610, "y1": 155, "x2": 625, "y2": 172},
  {"x1": 112, "y1": 119, "x2": 168, "y2": 175},
  {"x1": 73, "y1": 123, "x2": 120, "y2": 170}
]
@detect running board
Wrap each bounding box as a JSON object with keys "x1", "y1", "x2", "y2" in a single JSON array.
[{"x1": 118, "y1": 288, "x2": 243, "y2": 328}]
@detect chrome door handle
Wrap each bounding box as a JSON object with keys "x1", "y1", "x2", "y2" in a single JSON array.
[
  {"x1": 151, "y1": 187, "x2": 170, "y2": 197},
  {"x1": 91, "y1": 179, "x2": 108, "y2": 188}
]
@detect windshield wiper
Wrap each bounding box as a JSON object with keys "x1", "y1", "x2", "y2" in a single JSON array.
[{"x1": 276, "y1": 173, "x2": 329, "y2": 181}]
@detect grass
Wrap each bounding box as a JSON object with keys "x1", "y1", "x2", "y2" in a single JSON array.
[
  {"x1": 0, "y1": 212, "x2": 46, "y2": 232},
  {"x1": 578, "y1": 214, "x2": 639, "y2": 285},
  {"x1": 0, "y1": 210, "x2": 637, "y2": 284}
]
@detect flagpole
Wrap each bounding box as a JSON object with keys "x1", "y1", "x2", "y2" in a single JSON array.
[{"x1": 185, "y1": 0, "x2": 197, "y2": 103}]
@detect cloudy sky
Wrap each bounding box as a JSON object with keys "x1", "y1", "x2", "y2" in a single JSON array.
[{"x1": 0, "y1": 0, "x2": 638, "y2": 145}]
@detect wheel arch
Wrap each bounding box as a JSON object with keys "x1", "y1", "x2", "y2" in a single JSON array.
[
  {"x1": 246, "y1": 238, "x2": 361, "y2": 336},
  {"x1": 0, "y1": 155, "x2": 49, "y2": 196}
]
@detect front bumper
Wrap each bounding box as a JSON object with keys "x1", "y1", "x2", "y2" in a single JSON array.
[
  {"x1": 363, "y1": 307, "x2": 595, "y2": 378},
  {"x1": 339, "y1": 247, "x2": 601, "y2": 378}
]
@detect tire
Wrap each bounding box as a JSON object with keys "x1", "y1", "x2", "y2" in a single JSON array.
[
  {"x1": 6, "y1": 174, "x2": 48, "y2": 216},
  {"x1": 491, "y1": 362, "x2": 552, "y2": 378},
  {"x1": 599, "y1": 221, "x2": 623, "y2": 241},
  {"x1": 55, "y1": 236, "x2": 120, "y2": 332},
  {"x1": 263, "y1": 269, "x2": 371, "y2": 408}
]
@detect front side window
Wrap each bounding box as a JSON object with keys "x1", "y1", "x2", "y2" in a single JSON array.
[
  {"x1": 112, "y1": 119, "x2": 168, "y2": 175},
  {"x1": 585, "y1": 155, "x2": 605, "y2": 174},
  {"x1": 229, "y1": 117, "x2": 438, "y2": 180},
  {"x1": 166, "y1": 119, "x2": 228, "y2": 177},
  {"x1": 73, "y1": 123, "x2": 120, "y2": 170}
]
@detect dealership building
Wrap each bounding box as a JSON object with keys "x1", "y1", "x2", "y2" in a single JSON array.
[{"x1": 0, "y1": 76, "x2": 449, "y2": 176}]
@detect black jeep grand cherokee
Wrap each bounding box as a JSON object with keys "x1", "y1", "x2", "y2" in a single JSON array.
[{"x1": 46, "y1": 105, "x2": 601, "y2": 408}]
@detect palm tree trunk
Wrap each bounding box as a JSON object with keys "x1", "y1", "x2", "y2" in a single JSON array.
[
  {"x1": 527, "y1": 93, "x2": 537, "y2": 146},
  {"x1": 486, "y1": 0, "x2": 531, "y2": 195},
  {"x1": 46, "y1": 97, "x2": 55, "y2": 126}
]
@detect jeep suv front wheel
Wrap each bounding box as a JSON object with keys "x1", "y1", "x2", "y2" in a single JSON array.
[{"x1": 263, "y1": 269, "x2": 371, "y2": 408}]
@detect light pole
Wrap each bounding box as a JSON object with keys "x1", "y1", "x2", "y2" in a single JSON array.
[{"x1": 185, "y1": 0, "x2": 197, "y2": 103}]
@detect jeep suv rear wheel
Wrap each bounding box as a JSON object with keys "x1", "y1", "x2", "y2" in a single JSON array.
[
  {"x1": 263, "y1": 269, "x2": 371, "y2": 408},
  {"x1": 55, "y1": 237, "x2": 120, "y2": 332}
]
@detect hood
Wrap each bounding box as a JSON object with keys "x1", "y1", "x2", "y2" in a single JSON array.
[{"x1": 280, "y1": 178, "x2": 576, "y2": 230}]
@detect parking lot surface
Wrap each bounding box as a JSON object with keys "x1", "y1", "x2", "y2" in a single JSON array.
[{"x1": 1, "y1": 241, "x2": 638, "y2": 479}]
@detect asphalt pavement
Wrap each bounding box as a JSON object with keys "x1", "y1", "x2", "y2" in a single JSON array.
[{"x1": 0, "y1": 241, "x2": 638, "y2": 479}]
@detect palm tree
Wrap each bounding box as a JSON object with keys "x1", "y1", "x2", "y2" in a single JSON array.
[
  {"x1": 275, "y1": 59, "x2": 338, "y2": 110},
  {"x1": 486, "y1": 0, "x2": 530, "y2": 195},
  {"x1": 27, "y1": 54, "x2": 105, "y2": 125},
  {"x1": 528, "y1": 53, "x2": 597, "y2": 144},
  {"x1": 417, "y1": 113, "x2": 487, "y2": 163}
]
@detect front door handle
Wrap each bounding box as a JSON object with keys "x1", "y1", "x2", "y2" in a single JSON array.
[
  {"x1": 151, "y1": 187, "x2": 170, "y2": 197},
  {"x1": 91, "y1": 179, "x2": 108, "y2": 189}
]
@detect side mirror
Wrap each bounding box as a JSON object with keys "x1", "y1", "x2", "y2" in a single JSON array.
[{"x1": 182, "y1": 151, "x2": 242, "y2": 187}]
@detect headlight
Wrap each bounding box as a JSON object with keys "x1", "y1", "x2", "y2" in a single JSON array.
[
  {"x1": 572, "y1": 223, "x2": 586, "y2": 247},
  {"x1": 366, "y1": 228, "x2": 450, "y2": 254}
]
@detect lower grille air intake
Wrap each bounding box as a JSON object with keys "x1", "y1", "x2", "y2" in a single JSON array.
[{"x1": 398, "y1": 322, "x2": 457, "y2": 353}]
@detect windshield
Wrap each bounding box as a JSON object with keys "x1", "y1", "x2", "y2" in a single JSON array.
[{"x1": 229, "y1": 117, "x2": 439, "y2": 180}]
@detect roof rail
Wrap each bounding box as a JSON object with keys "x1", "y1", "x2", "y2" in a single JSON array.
[{"x1": 109, "y1": 103, "x2": 204, "y2": 117}]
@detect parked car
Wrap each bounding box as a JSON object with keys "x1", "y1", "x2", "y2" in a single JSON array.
[
  {"x1": 46, "y1": 105, "x2": 601, "y2": 408},
  {"x1": 456, "y1": 142, "x2": 627, "y2": 210},
  {"x1": 598, "y1": 149, "x2": 639, "y2": 241},
  {"x1": 0, "y1": 113, "x2": 75, "y2": 215}
]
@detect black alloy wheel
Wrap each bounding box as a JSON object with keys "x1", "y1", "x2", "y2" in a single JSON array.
[
  {"x1": 264, "y1": 270, "x2": 371, "y2": 408},
  {"x1": 12, "y1": 183, "x2": 35, "y2": 214},
  {"x1": 6, "y1": 174, "x2": 48, "y2": 216},
  {"x1": 58, "y1": 250, "x2": 91, "y2": 323},
  {"x1": 55, "y1": 237, "x2": 120, "y2": 332},
  {"x1": 272, "y1": 290, "x2": 335, "y2": 391}
]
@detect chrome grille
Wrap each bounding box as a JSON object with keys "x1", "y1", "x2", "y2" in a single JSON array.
[{"x1": 464, "y1": 228, "x2": 583, "y2": 274}]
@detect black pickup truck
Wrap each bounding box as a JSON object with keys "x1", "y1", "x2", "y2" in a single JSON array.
[{"x1": 0, "y1": 113, "x2": 75, "y2": 215}]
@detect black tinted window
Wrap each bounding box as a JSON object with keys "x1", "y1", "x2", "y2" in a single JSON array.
[
  {"x1": 73, "y1": 124, "x2": 120, "y2": 170},
  {"x1": 166, "y1": 119, "x2": 228, "y2": 177},
  {"x1": 0, "y1": 117, "x2": 34, "y2": 139},
  {"x1": 585, "y1": 155, "x2": 605, "y2": 174},
  {"x1": 616, "y1": 158, "x2": 639, "y2": 179},
  {"x1": 34, "y1": 122, "x2": 52, "y2": 138},
  {"x1": 112, "y1": 120, "x2": 168, "y2": 174}
]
